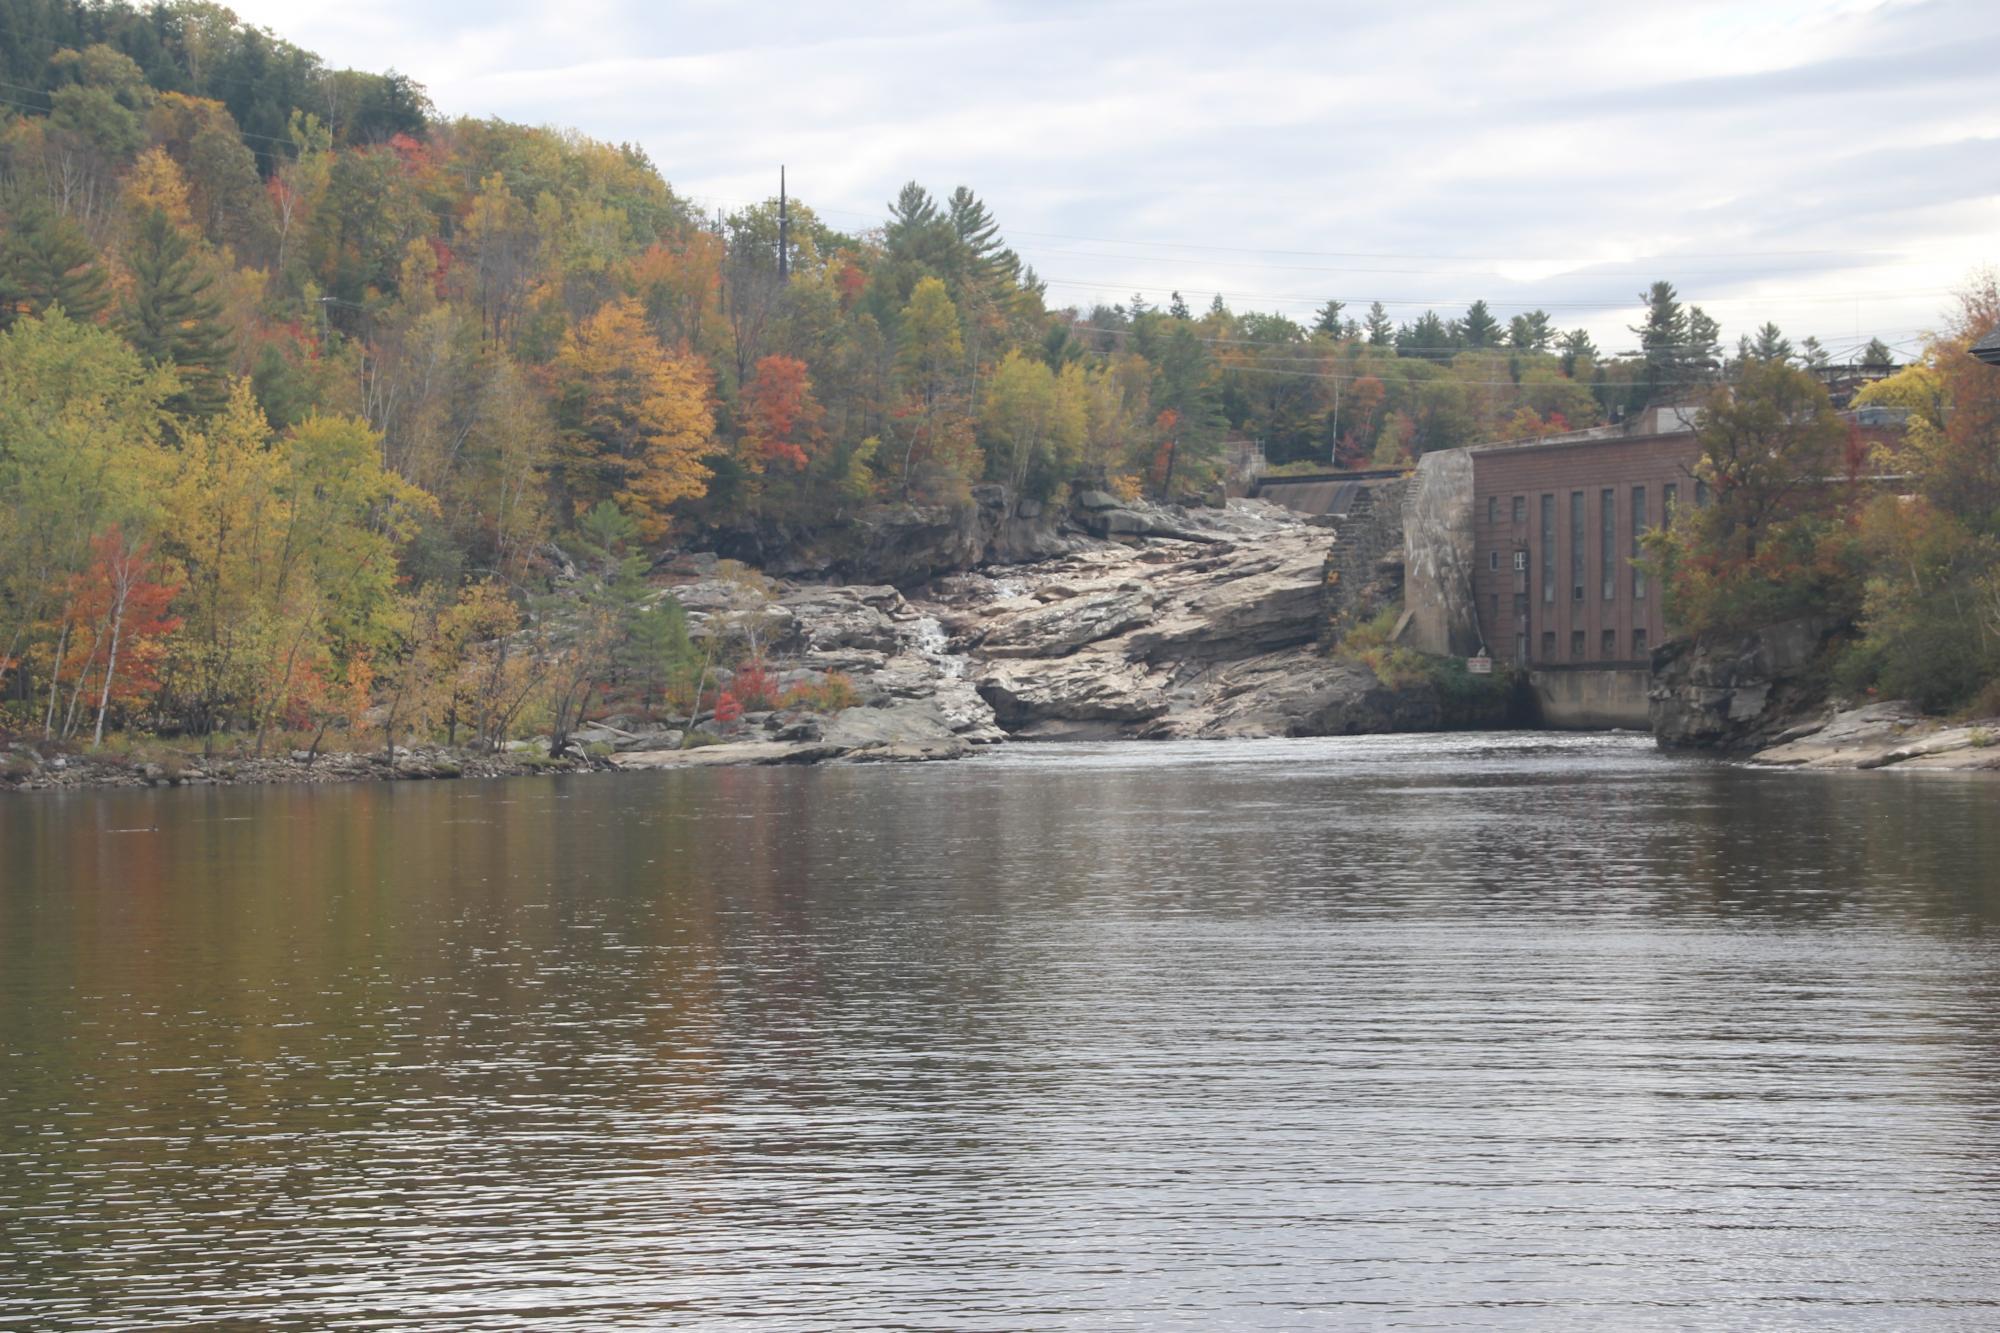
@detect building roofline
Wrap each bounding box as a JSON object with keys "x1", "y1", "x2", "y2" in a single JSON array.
[{"x1": 1467, "y1": 429, "x2": 1700, "y2": 459}]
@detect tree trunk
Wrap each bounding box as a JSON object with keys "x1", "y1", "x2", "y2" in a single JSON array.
[{"x1": 92, "y1": 601, "x2": 126, "y2": 749}]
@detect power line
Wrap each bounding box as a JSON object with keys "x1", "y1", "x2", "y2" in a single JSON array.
[
  {"x1": 1034, "y1": 276, "x2": 1954, "y2": 311},
  {"x1": 709, "y1": 193, "x2": 1892, "y2": 266}
]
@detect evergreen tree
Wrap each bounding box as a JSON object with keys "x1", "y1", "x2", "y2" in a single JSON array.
[
  {"x1": 1557, "y1": 328, "x2": 1598, "y2": 370},
  {"x1": 121, "y1": 208, "x2": 231, "y2": 418},
  {"x1": 1686, "y1": 306, "x2": 1722, "y2": 376},
  {"x1": 0, "y1": 199, "x2": 108, "y2": 329},
  {"x1": 1459, "y1": 299, "x2": 1500, "y2": 348},
  {"x1": 1630, "y1": 281, "x2": 1690, "y2": 410},
  {"x1": 944, "y1": 185, "x2": 1020, "y2": 302},
  {"x1": 1798, "y1": 335, "x2": 1830, "y2": 371},
  {"x1": 1314, "y1": 298, "x2": 1345, "y2": 336},
  {"x1": 1169, "y1": 291, "x2": 1192, "y2": 320},
  {"x1": 1861, "y1": 337, "x2": 1896, "y2": 372},
  {"x1": 1747, "y1": 322, "x2": 1793, "y2": 363},
  {"x1": 1363, "y1": 301, "x2": 1394, "y2": 346},
  {"x1": 1395, "y1": 310, "x2": 1454, "y2": 360},
  {"x1": 1507, "y1": 310, "x2": 1553, "y2": 353}
]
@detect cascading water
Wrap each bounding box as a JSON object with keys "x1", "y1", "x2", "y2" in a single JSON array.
[{"x1": 909, "y1": 615, "x2": 967, "y2": 680}]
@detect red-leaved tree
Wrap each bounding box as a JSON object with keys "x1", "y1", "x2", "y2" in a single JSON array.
[{"x1": 741, "y1": 355, "x2": 826, "y2": 473}]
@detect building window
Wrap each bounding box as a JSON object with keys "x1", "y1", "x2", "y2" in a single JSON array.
[
  {"x1": 1541, "y1": 495, "x2": 1556, "y2": 604},
  {"x1": 1632, "y1": 486, "x2": 1648, "y2": 600},
  {"x1": 1512, "y1": 495, "x2": 1526, "y2": 525},
  {"x1": 1490, "y1": 593, "x2": 1500, "y2": 626},
  {"x1": 1570, "y1": 491, "x2": 1585, "y2": 601},
  {"x1": 1513, "y1": 591, "x2": 1527, "y2": 618},
  {"x1": 1512, "y1": 550, "x2": 1527, "y2": 572},
  {"x1": 1570, "y1": 629, "x2": 1585, "y2": 659},
  {"x1": 1490, "y1": 550, "x2": 1499, "y2": 571},
  {"x1": 1663, "y1": 482, "x2": 1678, "y2": 523},
  {"x1": 1695, "y1": 479, "x2": 1710, "y2": 508},
  {"x1": 1633, "y1": 627, "x2": 1649, "y2": 656},
  {"x1": 1601, "y1": 488, "x2": 1616, "y2": 600},
  {"x1": 1602, "y1": 628, "x2": 1617, "y2": 658},
  {"x1": 1488, "y1": 496, "x2": 1498, "y2": 526},
  {"x1": 1542, "y1": 630, "x2": 1555, "y2": 660}
]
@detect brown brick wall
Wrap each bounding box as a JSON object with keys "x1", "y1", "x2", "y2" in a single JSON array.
[{"x1": 1470, "y1": 433, "x2": 1703, "y2": 669}]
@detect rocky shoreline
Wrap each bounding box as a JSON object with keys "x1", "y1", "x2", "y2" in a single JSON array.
[
  {"x1": 1740, "y1": 702, "x2": 2000, "y2": 772},
  {"x1": 11, "y1": 492, "x2": 1994, "y2": 794},
  {"x1": 0, "y1": 744, "x2": 612, "y2": 793}
]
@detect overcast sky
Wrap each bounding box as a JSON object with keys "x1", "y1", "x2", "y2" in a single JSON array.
[{"x1": 228, "y1": 0, "x2": 1998, "y2": 358}]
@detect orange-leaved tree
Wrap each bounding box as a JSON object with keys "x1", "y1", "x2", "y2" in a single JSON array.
[
  {"x1": 550, "y1": 295, "x2": 715, "y2": 540},
  {"x1": 59, "y1": 526, "x2": 182, "y2": 747}
]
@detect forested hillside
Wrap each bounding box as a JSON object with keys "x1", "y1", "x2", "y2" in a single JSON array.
[{"x1": 0, "y1": 0, "x2": 1971, "y2": 754}]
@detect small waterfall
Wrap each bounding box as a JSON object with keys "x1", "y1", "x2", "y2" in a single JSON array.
[{"x1": 910, "y1": 616, "x2": 967, "y2": 680}]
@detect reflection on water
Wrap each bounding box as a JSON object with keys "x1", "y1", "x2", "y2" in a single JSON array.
[{"x1": 4, "y1": 733, "x2": 2000, "y2": 1329}]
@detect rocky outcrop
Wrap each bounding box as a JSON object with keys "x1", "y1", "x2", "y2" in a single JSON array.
[
  {"x1": 489, "y1": 494, "x2": 1491, "y2": 773},
  {"x1": 1137, "y1": 653, "x2": 1444, "y2": 739},
  {"x1": 612, "y1": 700, "x2": 972, "y2": 769},
  {"x1": 711, "y1": 484, "x2": 1088, "y2": 586},
  {"x1": 1648, "y1": 619, "x2": 1839, "y2": 752},
  {"x1": 1744, "y1": 702, "x2": 2000, "y2": 771},
  {"x1": 907, "y1": 496, "x2": 1476, "y2": 741}
]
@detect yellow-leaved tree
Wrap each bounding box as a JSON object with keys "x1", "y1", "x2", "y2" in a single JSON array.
[{"x1": 550, "y1": 295, "x2": 713, "y2": 540}]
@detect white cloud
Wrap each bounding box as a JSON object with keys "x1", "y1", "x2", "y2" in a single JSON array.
[{"x1": 222, "y1": 0, "x2": 2000, "y2": 352}]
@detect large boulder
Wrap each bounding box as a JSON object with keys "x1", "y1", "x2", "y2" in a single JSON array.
[
  {"x1": 819, "y1": 700, "x2": 973, "y2": 761},
  {"x1": 975, "y1": 654, "x2": 1170, "y2": 726},
  {"x1": 1139, "y1": 650, "x2": 1448, "y2": 739}
]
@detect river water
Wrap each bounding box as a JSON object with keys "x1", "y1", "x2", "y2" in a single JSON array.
[{"x1": 4, "y1": 733, "x2": 2000, "y2": 1329}]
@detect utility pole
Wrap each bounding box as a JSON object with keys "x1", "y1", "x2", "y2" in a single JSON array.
[
  {"x1": 777, "y1": 165, "x2": 790, "y2": 283},
  {"x1": 1329, "y1": 374, "x2": 1342, "y2": 468}
]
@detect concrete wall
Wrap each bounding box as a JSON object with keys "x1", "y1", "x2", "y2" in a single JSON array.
[
  {"x1": 1402, "y1": 450, "x2": 1481, "y2": 657},
  {"x1": 1529, "y1": 667, "x2": 1652, "y2": 729},
  {"x1": 1319, "y1": 479, "x2": 1409, "y2": 646}
]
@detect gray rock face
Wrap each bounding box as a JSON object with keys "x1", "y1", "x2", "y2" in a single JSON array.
[
  {"x1": 602, "y1": 494, "x2": 1458, "y2": 762},
  {"x1": 711, "y1": 484, "x2": 1087, "y2": 586},
  {"x1": 1649, "y1": 619, "x2": 1836, "y2": 752},
  {"x1": 976, "y1": 656, "x2": 1170, "y2": 726},
  {"x1": 978, "y1": 589, "x2": 1156, "y2": 658},
  {"x1": 820, "y1": 700, "x2": 972, "y2": 760},
  {"x1": 947, "y1": 498, "x2": 1452, "y2": 739},
  {"x1": 779, "y1": 587, "x2": 903, "y2": 653},
  {"x1": 1122, "y1": 549, "x2": 1326, "y2": 663},
  {"x1": 1139, "y1": 654, "x2": 1442, "y2": 739}
]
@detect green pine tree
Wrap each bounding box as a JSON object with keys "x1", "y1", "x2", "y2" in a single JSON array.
[
  {"x1": 1459, "y1": 299, "x2": 1500, "y2": 348},
  {"x1": 0, "y1": 198, "x2": 108, "y2": 329},
  {"x1": 121, "y1": 209, "x2": 232, "y2": 419},
  {"x1": 1364, "y1": 301, "x2": 1394, "y2": 346}
]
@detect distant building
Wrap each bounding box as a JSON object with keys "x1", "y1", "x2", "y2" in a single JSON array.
[
  {"x1": 1466, "y1": 429, "x2": 1700, "y2": 724},
  {"x1": 1403, "y1": 408, "x2": 1908, "y2": 728},
  {"x1": 1973, "y1": 326, "x2": 2000, "y2": 368}
]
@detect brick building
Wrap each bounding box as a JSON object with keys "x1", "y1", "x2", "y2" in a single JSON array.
[{"x1": 1469, "y1": 430, "x2": 1704, "y2": 673}]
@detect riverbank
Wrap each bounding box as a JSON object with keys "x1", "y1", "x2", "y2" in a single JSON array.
[{"x1": 0, "y1": 743, "x2": 614, "y2": 792}]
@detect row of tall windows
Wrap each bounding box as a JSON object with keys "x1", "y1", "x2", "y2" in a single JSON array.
[{"x1": 1491, "y1": 479, "x2": 1703, "y2": 663}]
